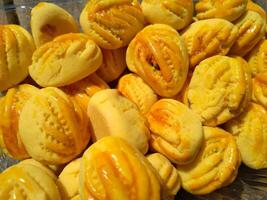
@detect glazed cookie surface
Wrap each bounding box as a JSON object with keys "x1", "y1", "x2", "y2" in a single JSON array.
[
  {"x1": 80, "y1": 0, "x2": 145, "y2": 49},
  {"x1": 29, "y1": 33, "x2": 103, "y2": 87},
  {"x1": 127, "y1": 24, "x2": 189, "y2": 97},
  {"x1": 252, "y1": 73, "x2": 267, "y2": 109}
]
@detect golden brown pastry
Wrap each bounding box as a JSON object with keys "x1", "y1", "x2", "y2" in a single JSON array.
[
  {"x1": 118, "y1": 73, "x2": 158, "y2": 115},
  {"x1": 31, "y1": 2, "x2": 79, "y2": 47},
  {"x1": 19, "y1": 87, "x2": 90, "y2": 165},
  {"x1": 146, "y1": 99, "x2": 203, "y2": 165},
  {"x1": 58, "y1": 158, "x2": 81, "y2": 200},
  {"x1": 0, "y1": 159, "x2": 61, "y2": 200},
  {"x1": 247, "y1": 39, "x2": 267, "y2": 76},
  {"x1": 252, "y1": 73, "x2": 267, "y2": 108},
  {"x1": 0, "y1": 25, "x2": 35, "y2": 92},
  {"x1": 225, "y1": 103, "x2": 267, "y2": 169},
  {"x1": 195, "y1": 0, "x2": 248, "y2": 21},
  {"x1": 29, "y1": 33, "x2": 103, "y2": 87},
  {"x1": 0, "y1": 84, "x2": 39, "y2": 160},
  {"x1": 247, "y1": 0, "x2": 266, "y2": 20},
  {"x1": 188, "y1": 56, "x2": 252, "y2": 126},
  {"x1": 147, "y1": 153, "x2": 181, "y2": 200},
  {"x1": 87, "y1": 89, "x2": 150, "y2": 154},
  {"x1": 80, "y1": 0, "x2": 145, "y2": 49},
  {"x1": 141, "y1": 0, "x2": 193, "y2": 30},
  {"x1": 181, "y1": 19, "x2": 238, "y2": 68},
  {"x1": 80, "y1": 136, "x2": 161, "y2": 200},
  {"x1": 177, "y1": 127, "x2": 241, "y2": 195},
  {"x1": 62, "y1": 73, "x2": 109, "y2": 110},
  {"x1": 229, "y1": 11, "x2": 266, "y2": 57},
  {"x1": 127, "y1": 24, "x2": 189, "y2": 97},
  {"x1": 96, "y1": 48, "x2": 127, "y2": 82},
  {"x1": 176, "y1": 71, "x2": 192, "y2": 105}
]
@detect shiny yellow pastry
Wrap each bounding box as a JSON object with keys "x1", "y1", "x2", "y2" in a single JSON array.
[
  {"x1": 0, "y1": 25, "x2": 35, "y2": 92},
  {"x1": 181, "y1": 19, "x2": 238, "y2": 68},
  {"x1": 62, "y1": 73, "x2": 109, "y2": 110},
  {"x1": 0, "y1": 84, "x2": 39, "y2": 160},
  {"x1": 31, "y1": 2, "x2": 79, "y2": 47},
  {"x1": 141, "y1": 0, "x2": 193, "y2": 30},
  {"x1": 0, "y1": 160, "x2": 61, "y2": 200},
  {"x1": 176, "y1": 71, "x2": 192, "y2": 105},
  {"x1": 146, "y1": 99, "x2": 203, "y2": 165},
  {"x1": 127, "y1": 24, "x2": 189, "y2": 97},
  {"x1": 247, "y1": 0, "x2": 266, "y2": 20},
  {"x1": 87, "y1": 89, "x2": 150, "y2": 154},
  {"x1": 96, "y1": 48, "x2": 127, "y2": 82},
  {"x1": 225, "y1": 103, "x2": 267, "y2": 169},
  {"x1": 252, "y1": 73, "x2": 267, "y2": 108},
  {"x1": 58, "y1": 158, "x2": 81, "y2": 200},
  {"x1": 229, "y1": 11, "x2": 266, "y2": 57},
  {"x1": 247, "y1": 39, "x2": 267, "y2": 76},
  {"x1": 188, "y1": 56, "x2": 252, "y2": 126},
  {"x1": 147, "y1": 153, "x2": 181, "y2": 200},
  {"x1": 118, "y1": 73, "x2": 158, "y2": 115},
  {"x1": 195, "y1": 0, "x2": 248, "y2": 21},
  {"x1": 80, "y1": 136, "x2": 161, "y2": 200},
  {"x1": 19, "y1": 87, "x2": 90, "y2": 165},
  {"x1": 80, "y1": 0, "x2": 145, "y2": 49},
  {"x1": 29, "y1": 33, "x2": 103, "y2": 87},
  {"x1": 177, "y1": 127, "x2": 241, "y2": 195}
]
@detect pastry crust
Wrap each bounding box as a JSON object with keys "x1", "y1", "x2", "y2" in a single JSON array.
[
  {"x1": 127, "y1": 24, "x2": 189, "y2": 97},
  {"x1": 19, "y1": 87, "x2": 90, "y2": 165},
  {"x1": 0, "y1": 84, "x2": 39, "y2": 160},
  {"x1": 195, "y1": 0, "x2": 248, "y2": 21},
  {"x1": 252, "y1": 73, "x2": 267, "y2": 109},
  {"x1": 80, "y1": 0, "x2": 145, "y2": 49},
  {"x1": 0, "y1": 25, "x2": 35, "y2": 92},
  {"x1": 181, "y1": 19, "x2": 238, "y2": 68},
  {"x1": 177, "y1": 127, "x2": 241, "y2": 195},
  {"x1": 224, "y1": 103, "x2": 267, "y2": 169},
  {"x1": 247, "y1": 0, "x2": 266, "y2": 20},
  {"x1": 146, "y1": 99, "x2": 203, "y2": 165},
  {"x1": 118, "y1": 73, "x2": 158, "y2": 115},
  {"x1": 80, "y1": 136, "x2": 161, "y2": 200},
  {"x1": 31, "y1": 2, "x2": 79, "y2": 47},
  {"x1": 188, "y1": 56, "x2": 252, "y2": 126},
  {"x1": 29, "y1": 33, "x2": 103, "y2": 87},
  {"x1": 141, "y1": 0, "x2": 193, "y2": 30},
  {"x1": 176, "y1": 71, "x2": 192, "y2": 105}
]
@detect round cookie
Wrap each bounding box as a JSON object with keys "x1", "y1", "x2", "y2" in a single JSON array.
[
  {"x1": 224, "y1": 103, "x2": 267, "y2": 169},
  {"x1": 177, "y1": 127, "x2": 241, "y2": 195},
  {"x1": 87, "y1": 89, "x2": 149, "y2": 154},
  {"x1": 188, "y1": 56, "x2": 252, "y2": 126},
  {"x1": 29, "y1": 33, "x2": 103, "y2": 87},
  {"x1": 80, "y1": 136, "x2": 161, "y2": 200},
  {"x1": 31, "y1": 2, "x2": 79, "y2": 47},
  {"x1": 80, "y1": 0, "x2": 145, "y2": 49},
  {"x1": 195, "y1": 0, "x2": 248, "y2": 21},
  {"x1": 127, "y1": 24, "x2": 189, "y2": 97},
  {"x1": 141, "y1": 0, "x2": 193, "y2": 30},
  {"x1": 19, "y1": 87, "x2": 90, "y2": 165},
  {"x1": 252, "y1": 73, "x2": 267, "y2": 109},
  {"x1": 146, "y1": 99, "x2": 203, "y2": 165},
  {"x1": 0, "y1": 84, "x2": 39, "y2": 160},
  {"x1": 181, "y1": 19, "x2": 238, "y2": 68},
  {"x1": 118, "y1": 73, "x2": 158, "y2": 115},
  {"x1": 0, "y1": 25, "x2": 35, "y2": 92}
]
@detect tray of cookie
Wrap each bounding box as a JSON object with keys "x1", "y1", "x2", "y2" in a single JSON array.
[{"x1": 0, "y1": 0, "x2": 266, "y2": 200}]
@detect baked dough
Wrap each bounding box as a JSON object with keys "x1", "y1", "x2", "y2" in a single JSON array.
[
  {"x1": 127, "y1": 24, "x2": 189, "y2": 97},
  {"x1": 181, "y1": 19, "x2": 238, "y2": 68},
  {"x1": 19, "y1": 87, "x2": 90, "y2": 165},
  {"x1": 224, "y1": 103, "x2": 267, "y2": 169},
  {"x1": 146, "y1": 99, "x2": 203, "y2": 165},
  {"x1": 247, "y1": 0, "x2": 266, "y2": 20},
  {"x1": 188, "y1": 56, "x2": 252, "y2": 126},
  {"x1": 0, "y1": 25, "x2": 35, "y2": 92},
  {"x1": 29, "y1": 33, "x2": 103, "y2": 87},
  {"x1": 177, "y1": 127, "x2": 241, "y2": 195},
  {"x1": 80, "y1": 136, "x2": 161, "y2": 200},
  {"x1": 87, "y1": 89, "x2": 149, "y2": 154},
  {"x1": 141, "y1": 0, "x2": 193, "y2": 30},
  {"x1": 176, "y1": 71, "x2": 192, "y2": 105},
  {"x1": 118, "y1": 73, "x2": 158, "y2": 115},
  {"x1": 80, "y1": 0, "x2": 145, "y2": 49},
  {"x1": 31, "y1": 2, "x2": 79, "y2": 47},
  {"x1": 252, "y1": 73, "x2": 267, "y2": 109}
]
